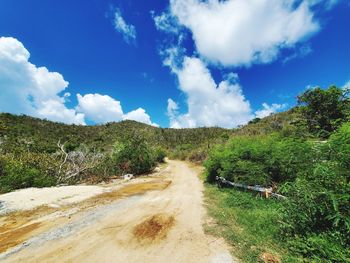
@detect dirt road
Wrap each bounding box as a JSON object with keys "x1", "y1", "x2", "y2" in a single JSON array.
[{"x1": 0, "y1": 160, "x2": 234, "y2": 263}]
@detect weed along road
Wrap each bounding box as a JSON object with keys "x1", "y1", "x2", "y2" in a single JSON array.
[{"x1": 0, "y1": 160, "x2": 235, "y2": 263}]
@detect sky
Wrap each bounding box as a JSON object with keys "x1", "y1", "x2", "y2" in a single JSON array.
[{"x1": 0, "y1": 0, "x2": 349, "y2": 128}]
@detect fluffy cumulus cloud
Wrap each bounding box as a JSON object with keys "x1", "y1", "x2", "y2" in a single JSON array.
[
  {"x1": 0, "y1": 37, "x2": 85, "y2": 125},
  {"x1": 76, "y1": 93, "x2": 123, "y2": 123},
  {"x1": 169, "y1": 0, "x2": 320, "y2": 66},
  {"x1": 76, "y1": 93, "x2": 158, "y2": 126},
  {"x1": 123, "y1": 108, "x2": 159, "y2": 127},
  {"x1": 113, "y1": 8, "x2": 137, "y2": 44},
  {"x1": 153, "y1": 0, "x2": 335, "y2": 127},
  {"x1": 254, "y1": 103, "x2": 287, "y2": 119},
  {"x1": 0, "y1": 37, "x2": 157, "y2": 126},
  {"x1": 167, "y1": 56, "x2": 253, "y2": 128}
]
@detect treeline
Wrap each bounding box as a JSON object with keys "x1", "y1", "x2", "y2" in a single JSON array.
[
  {"x1": 0, "y1": 114, "x2": 230, "y2": 157},
  {"x1": 0, "y1": 113, "x2": 230, "y2": 192},
  {"x1": 204, "y1": 86, "x2": 350, "y2": 261}
]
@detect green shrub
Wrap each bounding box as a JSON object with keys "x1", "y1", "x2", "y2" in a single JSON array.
[
  {"x1": 205, "y1": 135, "x2": 313, "y2": 186},
  {"x1": 268, "y1": 138, "x2": 314, "y2": 183},
  {"x1": 91, "y1": 155, "x2": 117, "y2": 180},
  {"x1": 280, "y1": 160, "x2": 350, "y2": 261},
  {"x1": 112, "y1": 136, "x2": 156, "y2": 175},
  {"x1": 0, "y1": 156, "x2": 56, "y2": 193},
  {"x1": 154, "y1": 147, "x2": 166, "y2": 163},
  {"x1": 205, "y1": 125, "x2": 350, "y2": 261},
  {"x1": 328, "y1": 122, "x2": 350, "y2": 173},
  {"x1": 204, "y1": 144, "x2": 225, "y2": 183},
  {"x1": 287, "y1": 233, "x2": 350, "y2": 262},
  {"x1": 205, "y1": 136, "x2": 270, "y2": 185}
]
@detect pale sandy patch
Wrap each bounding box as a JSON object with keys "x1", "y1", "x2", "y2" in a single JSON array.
[{"x1": 0, "y1": 185, "x2": 107, "y2": 214}]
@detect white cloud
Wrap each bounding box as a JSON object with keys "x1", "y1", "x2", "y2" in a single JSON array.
[
  {"x1": 151, "y1": 11, "x2": 180, "y2": 34},
  {"x1": 155, "y1": 1, "x2": 339, "y2": 127},
  {"x1": 167, "y1": 56, "x2": 253, "y2": 128},
  {"x1": 76, "y1": 93, "x2": 123, "y2": 123},
  {"x1": 167, "y1": 98, "x2": 179, "y2": 119},
  {"x1": 169, "y1": 0, "x2": 320, "y2": 66},
  {"x1": 76, "y1": 93, "x2": 158, "y2": 126},
  {"x1": 255, "y1": 103, "x2": 287, "y2": 119},
  {"x1": 0, "y1": 37, "x2": 158, "y2": 126},
  {"x1": 113, "y1": 8, "x2": 136, "y2": 44},
  {"x1": 123, "y1": 108, "x2": 159, "y2": 127},
  {"x1": 0, "y1": 37, "x2": 85, "y2": 125}
]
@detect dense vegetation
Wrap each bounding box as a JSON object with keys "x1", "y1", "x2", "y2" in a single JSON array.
[
  {"x1": 204, "y1": 86, "x2": 350, "y2": 262},
  {"x1": 0, "y1": 113, "x2": 230, "y2": 192}
]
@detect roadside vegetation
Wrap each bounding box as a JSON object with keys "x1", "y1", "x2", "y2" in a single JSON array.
[
  {"x1": 204, "y1": 86, "x2": 350, "y2": 262},
  {"x1": 204, "y1": 185, "x2": 298, "y2": 262},
  {"x1": 0, "y1": 85, "x2": 349, "y2": 262},
  {"x1": 0, "y1": 113, "x2": 229, "y2": 193}
]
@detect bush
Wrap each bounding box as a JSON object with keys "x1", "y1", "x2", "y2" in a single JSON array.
[
  {"x1": 268, "y1": 138, "x2": 314, "y2": 183},
  {"x1": 205, "y1": 135, "x2": 313, "y2": 186},
  {"x1": 112, "y1": 136, "x2": 157, "y2": 175},
  {"x1": 91, "y1": 155, "x2": 117, "y2": 181},
  {"x1": 205, "y1": 124, "x2": 350, "y2": 261},
  {"x1": 0, "y1": 156, "x2": 56, "y2": 193},
  {"x1": 280, "y1": 162, "x2": 348, "y2": 234},
  {"x1": 205, "y1": 136, "x2": 272, "y2": 185},
  {"x1": 280, "y1": 160, "x2": 350, "y2": 261},
  {"x1": 154, "y1": 147, "x2": 166, "y2": 163},
  {"x1": 328, "y1": 122, "x2": 350, "y2": 173}
]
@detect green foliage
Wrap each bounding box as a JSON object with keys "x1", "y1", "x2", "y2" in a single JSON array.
[
  {"x1": 111, "y1": 135, "x2": 156, "y2": 175},
  {"x1": 0, "y1": 154, "x2": 56, "y2": 193},
  {"x1": 268, "y1": 138, "x2": 314, "y2": 183},
  {"x1": 204, "y1": 184, "x2": 300, "y2": 262},
  {"x1": 328, "y1": 122, "x2": 350, "y2": 173},
  {"x1": 205, "y1": 123, "x2": 350, "y2": 261},
  {"x1": 298, "y1": 86, "x2": 350, "y2": 138},
  {"x1": 154, "y1": 147, "x2": 166, "y2": 163},
  {"x1": 0, "y1": 113, "x2": 231, "y2": 161},
  {"x1": 0, "y1": 113, "x2": 233, "y2": 191},
  {"x1": 278, "y1": 123, "x2": 350, "y2": 261},
  {"x1": 205, "y1": 135, "x2": 313, "y2": 186},
  {"x1": 234, "y1": 108, "x2": 303, "y2": 137},
  {"x1": 287, "y1": 233, "x2": 350, "y2": 262}
]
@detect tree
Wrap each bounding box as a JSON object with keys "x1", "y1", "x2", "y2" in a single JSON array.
[{"x1": 297, "y1": 86, "x2": 349, "y2": 138}]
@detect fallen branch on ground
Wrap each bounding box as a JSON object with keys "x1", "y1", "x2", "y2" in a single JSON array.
[{"x1": 215, "y1": 176, "x2": 286, "y2": 199}]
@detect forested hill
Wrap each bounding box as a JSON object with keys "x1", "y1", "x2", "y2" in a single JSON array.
[
  {"x1": 0, "y1": 107, "x2": 302, "y2": 155},
  {"x1": 0, "y1": 113, "x2": 233, "y2": 154}
]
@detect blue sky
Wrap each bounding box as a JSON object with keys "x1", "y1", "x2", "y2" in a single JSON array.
[{"x1": 0, "y1": 0, "x2": 349, "y2": 128}]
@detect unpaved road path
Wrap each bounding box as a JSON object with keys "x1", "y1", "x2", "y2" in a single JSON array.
[{"x1": 0, "y1": 160, "x2": 234, "y2": 263}]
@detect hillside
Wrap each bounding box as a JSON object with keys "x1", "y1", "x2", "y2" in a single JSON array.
[
  {"x1": 0, "y1": 108, "x2": 301, "y2": 153},
  {"x1": 0, "y1": 113, "x2": 232, "y2": 155}
]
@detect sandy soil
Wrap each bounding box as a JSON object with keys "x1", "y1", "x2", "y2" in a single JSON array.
[
  {"x1": 0, "y1": 185, "x2": 107, "y2": 215},
  {"x1": 0, "y1": 160, "x2": 235, "y2": 263}
]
